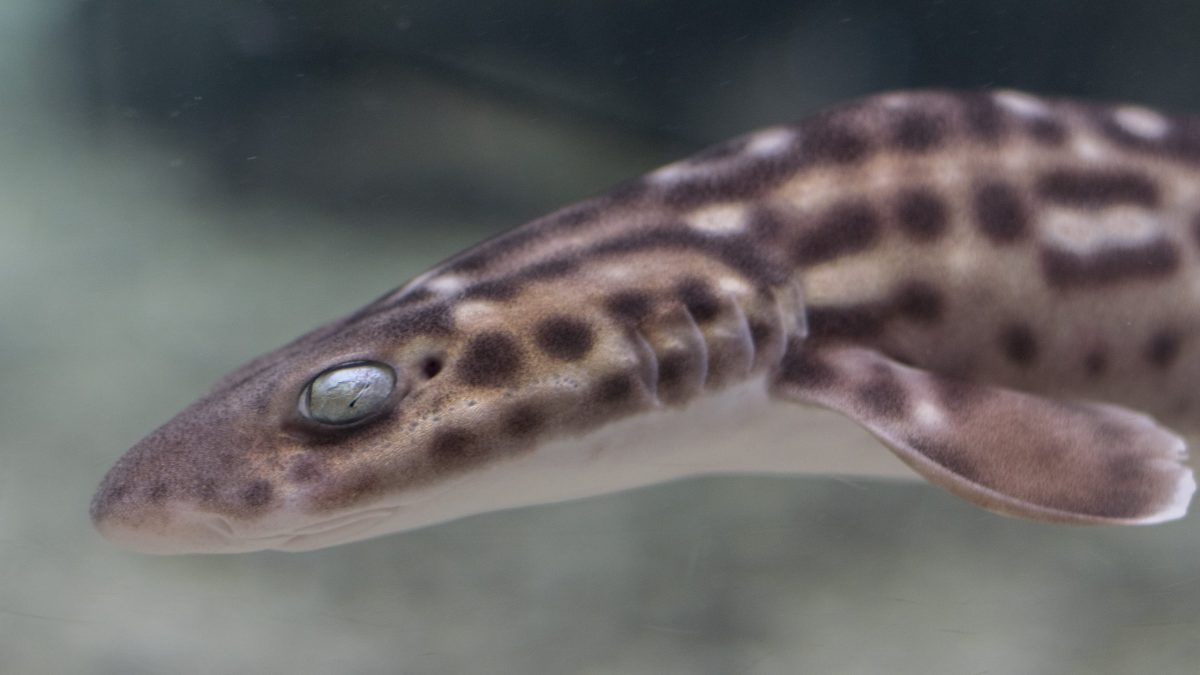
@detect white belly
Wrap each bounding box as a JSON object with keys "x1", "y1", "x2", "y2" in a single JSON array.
[{"x1": 274, "y1": 375, "x2": 915, "y2": 550}]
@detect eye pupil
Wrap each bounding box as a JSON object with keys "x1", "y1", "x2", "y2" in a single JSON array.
[{"x1": 302, "y1": 363, "x2": 396, "y2": 425}]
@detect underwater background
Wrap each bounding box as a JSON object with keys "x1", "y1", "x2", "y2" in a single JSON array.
[{"x1": 3, "y1": 1, "x2": 1200, "y2": 672}]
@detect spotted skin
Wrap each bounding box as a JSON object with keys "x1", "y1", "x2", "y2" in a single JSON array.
[{"x1": 93, "y1": 90, "x2": 1198, "y2": 553}]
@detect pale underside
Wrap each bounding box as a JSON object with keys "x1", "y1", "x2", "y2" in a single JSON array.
[{"x1": 202, "y1": 377, "x2": 898, "y2": 552}]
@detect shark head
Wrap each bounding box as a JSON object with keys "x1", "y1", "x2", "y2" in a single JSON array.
[
  {"x1": 90, "y1": 290, "x2": 658, "y2": 552},
  {"x1": 89, "y1": 246, "x2": 769, "y2": 553},
  {"x1": 90, "y1": 302, "x2": 460, "y2": 552}
]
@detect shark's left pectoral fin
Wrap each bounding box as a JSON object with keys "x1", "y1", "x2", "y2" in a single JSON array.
[{"x1": 772, "y1": 340, "x2": 1196, "y2": 524}]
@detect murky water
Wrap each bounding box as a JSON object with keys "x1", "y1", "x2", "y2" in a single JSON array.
[{"x1": 3, "y1": 2, "x2": 1199, "y2": 673}]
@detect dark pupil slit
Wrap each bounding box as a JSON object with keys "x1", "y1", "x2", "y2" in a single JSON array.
[{"x1": 422, "y1": 356, "x2": 444, "y2": 379}]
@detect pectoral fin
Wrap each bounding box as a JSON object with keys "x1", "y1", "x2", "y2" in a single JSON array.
[{"x1": 772, "y1": 339, "x2": 1195, "y2": 524}]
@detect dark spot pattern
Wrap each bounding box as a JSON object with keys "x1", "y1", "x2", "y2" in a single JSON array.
[
  {"x1": 457, "y1": 332, "x2": 523, "y2": 387},
  {"x1": 1145, "y1": 331, "x2": 1181, "y2": 369},
  {"x1": 596, "y1": 373, "x2": 635, "y2": 405},
  {"x1": 974, "y1": 181, "x2": 1029, "y2": 243},
  {"x1": 893, "y1": 281, "x2": 944, "y2": 323},
  {"x1": 504, "y1": 405, "x2": 544, "y2": 437},
  {"x1": 1041, "y1": 240, "x2": 1180, "y2": 288},
  {"x1": 894, "y1": 188, "x2": 948, "y2": 241},
  {"x1": 933, "y1": 377, "x2": 984, "y2": 415},
  {"x1": 430, "y1": 428, "x2": 479, "y2": 467},
  {"x1": 1036, "y1": 169, "x2": 1160, "y2": 208},
  {"x1": 1027, "y1": 117, "x2": 1067, "y2": 145},
  {"x1": 289, "y1": 456, "x2": 323, "y2": 483},
  {"x1": 1084, "y1": 350, "x2": 1108, "y2": 377},
  {"x1": 748, "y1": 319, "x2": 773, "y2": 351},
  {"x1": 242, "y1": 480, "x2": 273, "y2": 508},
  {"x1": 808, "y1": 305, "x2": 886, "y2": 341},
  {"x1": 606, "y1": 291, "x2": 653, "y2": 323},
  {"x1": 802, "y1": 118, "x2": 871, "y2": 164},
  {"x1": 792, "y1": 201, "x2": 881, "y2": 265},
  {"x1": 960, "y1": 93, "x2": 1006, "y2": 142},
  {"x1": 777, "y1": 338, "x2": 837, "y2": 388},
  {"x1": 857, "y1": 366, "x2": 908, "y2": 418},
  {"x1": 748, "y1": 206, "x2": 787, "y2": 239},
  {"x1": 892, "y1": 111, "x2": 945, "y2": 152},
  {"x1": 656, "y1": 352, "x2": 690, "y2": 388},
  {"x1": 678, "y1": 278, "x2": 721, "y2": 323},
  {"x1": 1101, "y1": 454, "x2": 1154, "y2": 518},
  {"x1": 908, "y1": 436, "x2": 981, "y2": 482},
  {"x1": 1000, "y1": 323, "x2": 1039, "y2": 366},
  {"x1": 535, "y1": 316, "x2": 595, "y2": 362}
]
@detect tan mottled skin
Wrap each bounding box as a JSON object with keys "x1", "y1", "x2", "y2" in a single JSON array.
[{"x1": 94, "y1": 90, "x2": 1198, "y2": 553}]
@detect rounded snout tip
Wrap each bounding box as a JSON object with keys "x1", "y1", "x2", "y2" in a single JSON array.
[
  {"x1": 90, "y1": 499, "x2": 239, "y2": 555},
  {"x1": 90, "y1": 479, "x2": 260, "y2": 554}
]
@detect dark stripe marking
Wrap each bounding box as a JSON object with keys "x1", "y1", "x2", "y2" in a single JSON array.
[
  {"x1": 792, "y1": 200, "x2": 881, "y2": 265},
  {"x1": 587, "y1": 225, "x2": 791, "y2": 288},
  {"x1": 1036, "y1": 168, "x2": 1160, "y2": 208},
  {"x1": 678, "y1": 278, "x2": 721, "y2": 323},
  {"x1": 1041, "y1": 240, "x2": 1180, "y2": 288}
]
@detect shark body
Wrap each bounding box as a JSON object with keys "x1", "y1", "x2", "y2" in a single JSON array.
[{"x1": 93, "y1": 90, "x2": 1198, "y2": 553}]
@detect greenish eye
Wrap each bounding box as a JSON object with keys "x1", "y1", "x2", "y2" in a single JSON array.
[{"x1": 301, "y1": 362, "x2": 396, "y2": 425}]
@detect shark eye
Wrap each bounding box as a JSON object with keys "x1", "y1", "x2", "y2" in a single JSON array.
[{"x1": 301, "y1": 362, "x2": 396, "y2": 425}]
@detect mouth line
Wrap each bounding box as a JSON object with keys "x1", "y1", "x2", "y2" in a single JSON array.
[{"x1": 209, "y1": 506, "x2": 400, "y2": 544}]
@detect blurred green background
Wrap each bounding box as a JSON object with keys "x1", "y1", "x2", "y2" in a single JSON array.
[{"x1": 3, "y1": 1, "x2": 1200, "y2": 673}]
